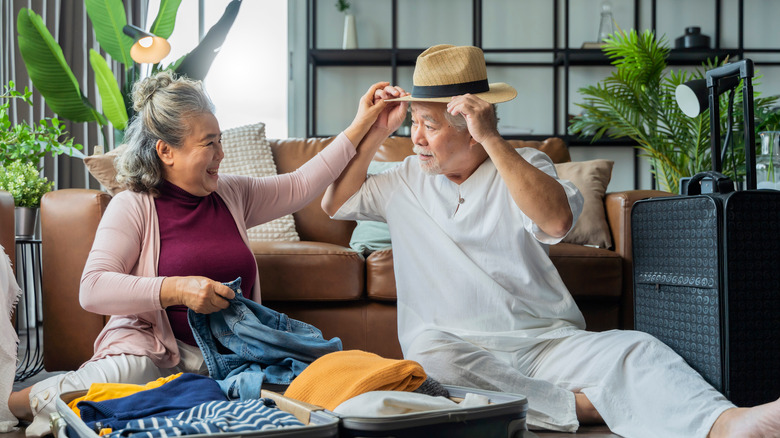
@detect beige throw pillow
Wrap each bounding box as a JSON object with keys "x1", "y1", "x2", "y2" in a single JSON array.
[
  {"x1": 84, "y1": 122, "x2": 299, "y2": 242},
  {"x1": 555, "y1": 159, "x2": 614, "y2": 248},
  {"x1": 84, "y1": 144, "x2": 126, "y2": 195},
  {"x1": 219, "y1": 123, "x2": 299, "y2": 242}
]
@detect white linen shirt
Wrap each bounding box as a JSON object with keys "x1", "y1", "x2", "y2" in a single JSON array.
[{"x1": 333, "y1": 148, "x2": 587, "y2": 354}]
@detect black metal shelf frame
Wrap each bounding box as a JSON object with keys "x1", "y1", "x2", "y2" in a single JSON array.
[{"x1": 306, "y1": 0, "x2": 749, "y2": 189}]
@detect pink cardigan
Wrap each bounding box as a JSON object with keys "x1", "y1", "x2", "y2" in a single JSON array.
[{"x1": 79, "y1": 133, "x2": 356, "y2": 368}]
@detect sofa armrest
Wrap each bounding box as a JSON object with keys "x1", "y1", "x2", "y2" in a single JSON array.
[
  {"x1": 604, "y1": 189, "x2": 674, "y2": 329},
  {"x1": 0, "y1": 190, "x2": 14, "y2": 268},
  {"x1": 41, "y1": 189, "x2": 112, "y2": 371}
]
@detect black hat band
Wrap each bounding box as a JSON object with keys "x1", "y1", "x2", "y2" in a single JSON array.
[{"x1": 412, "y1": 79, "x2": 489, "y2": 98}]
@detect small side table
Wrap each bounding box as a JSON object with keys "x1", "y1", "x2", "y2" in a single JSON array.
[{"x1": 14, "y1": 237, "x2": 44, "y2": 381}]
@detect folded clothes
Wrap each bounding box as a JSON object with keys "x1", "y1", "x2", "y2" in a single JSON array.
[
  {"x1": 78, "y1": 373, "x2": 227, "y2": 431},
  {"x1": 104, "y1": 398, "x2": 303, "y2": 438},
  {"x1": 69, "y1": 373, "x2": 183, "y2": 417},
  {"x1": 284, "y1": 350, "x2": 427, "y2": 411},
  {"x1": 333, "y1": 390, "x2": 491, "y2": 417}
]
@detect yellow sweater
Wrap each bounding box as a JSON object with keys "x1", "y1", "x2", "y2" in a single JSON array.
[{"x1": 285, "y1": 350, "x2": 426, "y2": 411}]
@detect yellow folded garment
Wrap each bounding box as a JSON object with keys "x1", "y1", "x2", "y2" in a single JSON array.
[
  {"x1": 284, "y1": 350, "x2": 427, "y2": 411},
  {"x1": 68, "y1": 373, "x2": 183, "y2": 417}
]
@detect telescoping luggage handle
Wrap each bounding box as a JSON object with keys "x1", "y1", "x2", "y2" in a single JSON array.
[
  {"x1": 694, "y1": 59, "x2": 757, "y2": 191},
  {"x1": 687, "y1": 171, "x2": 735, "y2": 195}
]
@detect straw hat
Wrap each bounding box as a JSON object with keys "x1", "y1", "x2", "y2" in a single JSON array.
[{"x1": 387, "y1": 44, "x2": 517, "y2": 104}]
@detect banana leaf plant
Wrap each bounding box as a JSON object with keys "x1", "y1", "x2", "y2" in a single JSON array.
[
  {"x1": 16, "y1": 0, "x2": 242, "y2": 134},
  {"x1": 568, "y1": 28, "x2": 780, "y2": 194}
]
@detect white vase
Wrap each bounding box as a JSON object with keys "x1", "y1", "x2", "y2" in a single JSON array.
[
  {"x1": 343, "y1": 14, "x2": 358, "y2": 50},
  {"x1": 15, "y1": 206, "x2": 39, "y2": 239}
]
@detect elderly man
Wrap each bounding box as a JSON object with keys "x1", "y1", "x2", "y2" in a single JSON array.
[{"x1": 322, "y1": 44, "x2": 780, "y2": 438}]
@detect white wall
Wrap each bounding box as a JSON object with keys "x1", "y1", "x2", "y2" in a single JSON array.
[{"x1": 289, "y1": 0, "x2": 780, "y2": 192}]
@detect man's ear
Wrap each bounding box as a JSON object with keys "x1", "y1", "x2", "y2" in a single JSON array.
[{"x1": 156, "y1": 140, "x2": 175, "y2": 166}]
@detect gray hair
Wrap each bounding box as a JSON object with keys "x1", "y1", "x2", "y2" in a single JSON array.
[
  {"x1": 115, "y1": 71, "x2": 215, "y2": 195},
  {"x1": 442, "y1": 103, "x2": 499, "y2": 132},
  {"x1": 408, "y1": 102, "x2": 499, "y2": 133}
]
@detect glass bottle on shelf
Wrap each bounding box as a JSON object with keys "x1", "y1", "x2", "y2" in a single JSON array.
[
  {"x1": 598, "y1": 0, "x2": 615, "y2": 43},
  {"x1": 757, "y1": 131, "x2": 780, "y2": 190}
]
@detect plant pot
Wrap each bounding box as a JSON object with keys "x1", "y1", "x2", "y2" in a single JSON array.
[
  {"x1": 342, "y1": 14, "x2": 358, "y2": 50},
  {"x1": 15, "y1": 206, "x2": 39, "y2": 239}
]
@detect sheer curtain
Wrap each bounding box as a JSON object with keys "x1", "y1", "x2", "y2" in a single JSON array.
[{"x1": 1, "y1": 1, "x2": 143, "y2": 191}]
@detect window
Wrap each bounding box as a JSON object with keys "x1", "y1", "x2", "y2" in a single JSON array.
[{"x1": 146, "y1": 1, "x2": 288, "y2": 138}]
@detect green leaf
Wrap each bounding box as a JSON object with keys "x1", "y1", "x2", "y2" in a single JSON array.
[
  {"x1": 84, "y1": 0, "x2": 133, "y2": 66},
  {"x1": 150, "y1": 0, "x2": 183, "y2": 39},
  {"x1": 175, "y1": 0, "x2": 242, "y2": 81},
  {"x1": 89, "y1": 49, "x2": 128, "y2": 130},
  {"x1": 16, "y1": 9, "x2": 100, "y2": 123}
]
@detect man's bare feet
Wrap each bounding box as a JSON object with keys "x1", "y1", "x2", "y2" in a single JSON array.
[
  {"x1": 574, "y1": 392, "x2": 604, "y2": 425},
  {"x1": 709, "y1": 398, "x2": 780, "y2": 438}
]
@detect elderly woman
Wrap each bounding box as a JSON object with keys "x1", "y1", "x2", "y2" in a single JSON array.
[{"x1": 7, "y1": 71, "x2": 394, "y2": 436}]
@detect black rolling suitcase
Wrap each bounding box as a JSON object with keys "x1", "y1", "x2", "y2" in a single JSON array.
[{"x1": 631, "y1": 60, "x2": 780, "y2": 407}]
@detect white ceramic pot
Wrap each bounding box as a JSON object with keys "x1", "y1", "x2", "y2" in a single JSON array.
[{"x1": 343, "y1": 14, "x2": 358, "y2": 50}]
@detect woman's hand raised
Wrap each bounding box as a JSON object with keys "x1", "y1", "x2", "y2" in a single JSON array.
[{"x1": 344, "y1": 82, "x2": 395, "y2": 146}]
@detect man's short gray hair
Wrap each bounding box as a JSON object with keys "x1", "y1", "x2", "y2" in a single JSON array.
[{"x1": 442, "y1": 104, "x2": 499, "y2": 132}]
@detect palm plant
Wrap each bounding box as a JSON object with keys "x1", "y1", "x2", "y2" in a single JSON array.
[
  {"x1": 15, "y1": 0, "x2": 242, "y2": 137},
  {"x1": 568, "y1": 28, "x2": 779, "y2": 194}
]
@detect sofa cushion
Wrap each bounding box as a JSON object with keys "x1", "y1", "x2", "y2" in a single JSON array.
[
  {"x1": 83, "y1": 145, "x2": 126, "y2": 195},
  {"x1": 548, "y1": 243, "x2": 622, "y2": 298},
  {"x1": 556, "y1": 159, "x2": 614, "y2": 248},
  {"x1": 251, "y1": 240, "x2": 364, "y2": 301}
]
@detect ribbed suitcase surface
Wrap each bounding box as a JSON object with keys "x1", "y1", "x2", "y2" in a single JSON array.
[{"x1": 632, "y1": 191, "x2": 780, "y2": 407}]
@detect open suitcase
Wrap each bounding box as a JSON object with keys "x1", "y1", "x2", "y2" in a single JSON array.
[
  {"x1": 332, "y1": 386, "x2": 528, "y2": 438},
  {"x1": 632, "y1": 60, "x2": 780, "y2": 407},
  {"x1": 52, "y1": 385, "x2": 529, "y2": 438}
]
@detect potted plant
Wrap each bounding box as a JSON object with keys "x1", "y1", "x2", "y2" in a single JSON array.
[
  {"x1": 568, "y1": 28, "x2": 780, "y2": 194},
  {"x1": 1, "y1": 81, "x2": 81, "y2": 237}
]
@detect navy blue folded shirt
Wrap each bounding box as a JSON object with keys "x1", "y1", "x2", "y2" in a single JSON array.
[{"x1": 77, "y1": 373, "x2": 227, "y2": 431}]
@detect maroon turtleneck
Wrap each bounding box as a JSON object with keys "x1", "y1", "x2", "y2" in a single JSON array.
[{"x1": 155, "y1": 180, "x2": 257, "y2": 346}]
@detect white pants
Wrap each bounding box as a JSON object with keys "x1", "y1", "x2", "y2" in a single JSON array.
[
  {"x1": 25, "y1": 342, "x2": 206, "y2": 438},
  {"x1": 405, "y1": 329, "x2": 735, "y2": 438}
]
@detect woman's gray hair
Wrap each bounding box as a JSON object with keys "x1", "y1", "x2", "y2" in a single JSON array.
[
  {"x1": 442, "y1": 103, "x2": 499, "y2": 132},
  {"x1": 115, "y1": 70, "x2": 215, "y2": 195}
]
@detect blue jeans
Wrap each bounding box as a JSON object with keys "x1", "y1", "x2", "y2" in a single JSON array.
[{"x1": 188, "y1": 278, "x2": 342, "y2": 400}]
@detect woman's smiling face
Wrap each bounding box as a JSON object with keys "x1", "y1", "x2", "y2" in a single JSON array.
[{"x1": 159, "y1": 112, "x2": 224, "y2": 196}]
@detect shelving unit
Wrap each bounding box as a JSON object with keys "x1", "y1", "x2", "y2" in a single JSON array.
[{"x1": 305, "y1": 0, "x2": 767, "y2": 189}]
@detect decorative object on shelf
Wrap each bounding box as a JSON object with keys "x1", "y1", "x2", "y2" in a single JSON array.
[
  {"x1": 675, "y1": 26, "x2": 711, "y2": 49},
  {"x1": 597, "y1": 0, "x2": 615, "y2": 43},
  {"x1": 568, "y1": 29, "x2": 779, "y2": 194},
  {"x1": 336, "y1": 0, "x2": 357, "y2": 49},
  {"x1": 757, "y1": 131, "x2": 780, "y2": 189},
  {"x1": 16, "y1": 1, "x2": 242, "y2": 136}
]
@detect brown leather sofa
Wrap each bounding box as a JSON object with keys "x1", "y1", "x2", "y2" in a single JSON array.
[
  {"x1": 40, "y1": 137, "x2": 669, "y2": 372},
  {"x1": 0, "y1": 191, "x2": 14, "y2": 268}
]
